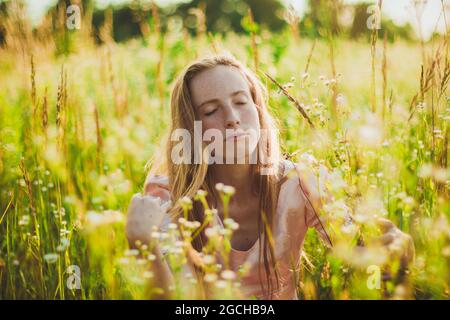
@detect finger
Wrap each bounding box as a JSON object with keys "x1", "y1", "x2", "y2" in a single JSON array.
[
  {"x1": 407, "y1": 236, "x2": 415, "y2": 262},
  {"x1": 127, "y1": 194, "x2": 143, "y2": 214},
  {"x1": 376, "y1": 217, "x2": 395, "y2": 233},
  {"x1": 161, "y1": 200, "x2": 172, "y2": 212},
  {"x1": 375, "y1": 233, "x2": 395, "y2": 246},
  {"x1": 398, "y1": 234, "x2": 415, "y2": 265},
  {"x1": 131, "y1": 193, "x2": 143, "y2": 202},
  {"x1": 387, "y1": 240, "x2": 405, "y2": 259}
]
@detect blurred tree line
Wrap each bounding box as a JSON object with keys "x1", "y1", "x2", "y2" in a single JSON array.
[{"x1": 0, "y1": 0, "x2": 418, "y2": 51}]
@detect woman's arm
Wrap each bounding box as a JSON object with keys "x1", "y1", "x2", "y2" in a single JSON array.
[
  {"x1": 125, "y1": 175, "x2": 175, "y2": 298},
  {"x1": 294, "y1": 158, "x2": 415, "y2": 266}
]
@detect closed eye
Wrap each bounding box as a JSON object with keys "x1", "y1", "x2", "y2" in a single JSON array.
[{"x1": 204, "y1": 109, "x2": 217, "y2": 116}]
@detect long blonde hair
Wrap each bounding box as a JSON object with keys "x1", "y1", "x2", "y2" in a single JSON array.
[{"x1": 149, "y1": 52, "x2": 284, "y2": 298}]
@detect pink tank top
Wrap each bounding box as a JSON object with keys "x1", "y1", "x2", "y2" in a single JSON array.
[{"x1": 213, "y1": 159, "x2": 332, "y2": 299}]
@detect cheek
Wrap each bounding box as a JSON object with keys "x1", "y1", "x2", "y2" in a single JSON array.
[
  {"x1": 201, "y1": 116, "x2": 223, "y2": 133},
  {"x1": 242, "y1": 105, "x2": 260, "y2": 130}
]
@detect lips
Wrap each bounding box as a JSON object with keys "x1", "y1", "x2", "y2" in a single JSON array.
[{"x1": 225, "y1": 131, "x2": 249, "y2": 141}]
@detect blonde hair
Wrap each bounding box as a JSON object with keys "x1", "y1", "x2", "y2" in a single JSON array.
[{"x1": 148, "y1": 52, "x2": 284, "y2": 298}]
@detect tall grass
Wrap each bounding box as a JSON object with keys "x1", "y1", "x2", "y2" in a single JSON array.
[{"x1": 0, "y1": 6, "x2": 448, "y2": 300}]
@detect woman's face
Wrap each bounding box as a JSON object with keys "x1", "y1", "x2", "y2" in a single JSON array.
[{"x1": 188, "y1": 65, "x2": 261, "y2": 163}]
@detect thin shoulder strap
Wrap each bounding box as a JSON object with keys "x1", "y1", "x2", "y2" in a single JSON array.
[
  {"x1": 286, "y1": 159, "x2": 334, "y2": 247},
  {"x1": 278, "y1": 159, "x2": 296, "y2": 184}
]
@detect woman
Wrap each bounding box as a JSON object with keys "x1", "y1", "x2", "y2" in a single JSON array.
[{"x1": 126, "y1": 53, "x2": 414, "y2": 300}]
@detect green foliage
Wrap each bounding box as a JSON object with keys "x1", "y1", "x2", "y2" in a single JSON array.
[{"x1": 0, "y1": 14, "x2": 448, "y2": 299}]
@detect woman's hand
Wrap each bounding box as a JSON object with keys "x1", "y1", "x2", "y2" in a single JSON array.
[
  {"x1": 126, "y1": 194, "x2": 170, "y2": 247},
  {"x1": 373, "y1": 217, "x2": 415, "y2": 266},
  {"x1": 126, "y1": 175, "x2": 172, "y2": 247},
  {"x1": 125, "y1": 193, "x2": 171, "y2": 247}
]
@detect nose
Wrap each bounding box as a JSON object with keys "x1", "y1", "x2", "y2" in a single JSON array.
[{"x1": 224, "y1": 106, "x2": 240, "y2": 129}]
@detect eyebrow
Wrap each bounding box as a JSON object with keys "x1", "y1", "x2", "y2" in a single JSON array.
[{"x1": 196, "y1": 90, "x2": 248, "y2": 110}]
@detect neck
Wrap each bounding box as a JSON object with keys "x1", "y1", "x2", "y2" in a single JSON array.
[{"x1": 209, "y1": 163, "x2": 254, "y2": 200}]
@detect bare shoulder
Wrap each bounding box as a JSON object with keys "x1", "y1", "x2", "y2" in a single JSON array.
[
  {"x1": 276, "y1": 159, "x2": 304, "y2": 206},
  {"x1": 145, "y1": 173, "x2": 169, "y2": 188},
  {"x1": 279, "y1": 155, "x2": 332, "y2": 203}
]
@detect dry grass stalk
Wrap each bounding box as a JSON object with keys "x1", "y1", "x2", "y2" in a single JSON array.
[
  {"x1": 382, "y1": 32, "x2": 388, "y2": 120},
  {"x1": 150, "y1": 2, "x2": 165, "y2": 110},
  {"x1": 328, "y1": 32, "x2": 338, "y2": 125},
  {"x1": 207, "y1": 31, "x2": 218, "y2": 54},
  {"x1": 30, "y1": 54, "x2": 36, "y2": 108},
  {"x1": 285, "y1": 4, "x2": 300, "y2": 41},
  {"x1": 150, "y1": 1, "x2": 160, "y2": 34},
  {"x1": 55, "y1": 65, "x2": 65, "y2": 151},
  {"x1": 370, "y1": 13, "x2": 378, "y2": 113},
  {"x1": 93, "y1": 103, "x2": 103, "y2": 171},
  {"x1": 188, "y1": 3, "x2": 206, "y2": 38},
  {"x1": 19, "y1": 158, "x2": 34, "y2": 216},
  {"x1": 409, "y1": 42, "x2": 445, "y2": 121},
  {"x1": 304, "y1": 39, "x2": 316, "y2": 74},
  {"x1": 248, "y1": 8, "x2": 259, "y2": 72},
  {"x1": 263, "y1": 72, "x2": 315, "y2": 128},
  {"x1": 156, "y1": 36, "x2": 165, "y2": 109},
  {"x1": 99, "y1": 7, "x2": 114, "y2": 43},
  {"x1": 0, "y1": 192, "x2": 14, "y2": 226},
  {"x1": 41, "y1": 86, "x2": 48, "y2": 141}
]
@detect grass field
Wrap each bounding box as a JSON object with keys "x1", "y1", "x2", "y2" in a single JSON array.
[{"x1": 0, "y1": 17, "x2": 449, "y2": 299}]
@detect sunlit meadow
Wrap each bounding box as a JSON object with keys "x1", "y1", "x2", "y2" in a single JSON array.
[{"x1": 0, "y1": 3, "x2": 449, "y2": 300}]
